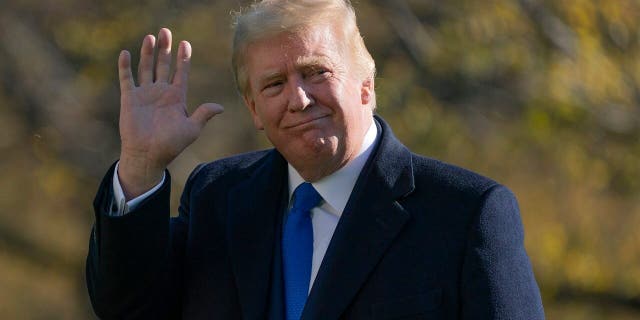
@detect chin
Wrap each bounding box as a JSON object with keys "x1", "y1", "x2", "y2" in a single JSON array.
[
  {"x1": 281, "y1": 137, "x2": 334, "y2": 161},
  {"x1": 308, "y1": 135, "x2": 340, "y2": 156}
]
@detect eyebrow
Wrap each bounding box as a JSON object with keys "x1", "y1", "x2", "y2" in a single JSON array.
[
  {"x1": 295, "y1": 55, "x2": 333, "y2": 69},
  {"x1": 256, "y1": 55, "x2": 335, "y2": 87}
]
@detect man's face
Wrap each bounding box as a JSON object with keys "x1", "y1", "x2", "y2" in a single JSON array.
[{"x1": 243, "y1": 24, "x2": 373, "y2": 181}]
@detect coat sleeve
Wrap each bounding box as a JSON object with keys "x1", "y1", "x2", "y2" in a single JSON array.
[
  {"x1": 86, "y1": 163, "x2": 197, "y2": 319},
  {"x1": 460, "y1": 184, "x2": 545, "y2": 319}
]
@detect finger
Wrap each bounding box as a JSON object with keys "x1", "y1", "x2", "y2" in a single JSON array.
[
  {"x1": 118, "y1": 50, "x2": 135, "y2": 91},
  {"x1": 138, "y1": 34, "x2": 156, "y2": 85},
  {"x1": 173, "y1": 40, "x2": 191, "y2": 89},
  {"x1": 190, "y1": 103, "x2": 224, "y2": 128},
  {"x1": 155, "y1": 28, "x2": 172, "y2": 83}
]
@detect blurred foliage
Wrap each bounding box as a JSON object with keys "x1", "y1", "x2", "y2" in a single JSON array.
[{"x1": 0, "y1": 0, "x2": 639, "y2": 318}]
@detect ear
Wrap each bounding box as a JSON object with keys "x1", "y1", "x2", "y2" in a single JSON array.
[
  {"x1": 243, "y1": 93, "x2": 264, "y2": 130},
  {"x1": 360, "y1": 76, "x2": 374, "y2": 106}
]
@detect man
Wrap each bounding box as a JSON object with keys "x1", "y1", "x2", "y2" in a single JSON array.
[{"x1": 86, "y1": 0, "x2": 545, "y2": 319}]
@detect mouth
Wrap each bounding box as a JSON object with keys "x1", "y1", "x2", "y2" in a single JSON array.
[{"x1": 284, "y1": 115, "x2": 330, "y2": 129}]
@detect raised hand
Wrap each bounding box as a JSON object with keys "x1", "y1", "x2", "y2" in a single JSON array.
[{"x1": 117, "y1": 28, "x2": 224, "y2": 199}]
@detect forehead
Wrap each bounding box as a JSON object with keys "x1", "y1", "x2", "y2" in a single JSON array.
[{"x1": 244, "y1": 25, "x2": 347, "y2": 77}]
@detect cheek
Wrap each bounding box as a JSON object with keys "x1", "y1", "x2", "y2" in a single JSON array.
[
  {"x1": 321, "y1": 82, "x2": 351, "y2": 108},
  {"x1": 251, "y1": 112, "x2": 264, "y2": 130},
  {"x1": 335, "y1": 85, "x2": 362, "y2": 112},
  {"x1": 257, "y1": 102, "x2": 286, "y2": 129}
]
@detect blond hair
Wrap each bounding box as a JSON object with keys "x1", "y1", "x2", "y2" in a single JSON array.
[{"x1": 231, "y1": 0, "x2": 376, "y2": 96}]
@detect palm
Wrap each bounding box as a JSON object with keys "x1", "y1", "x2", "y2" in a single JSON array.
[
  {"x1": 117, "y1": 28, "x2": 223, "y2": 197},
  {"x1": 121, "y1": 83, "x2": 196, "y2": 165}
]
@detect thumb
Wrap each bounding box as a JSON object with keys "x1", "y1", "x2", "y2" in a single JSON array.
[{"x1": 190, "y1": 103, "x2": 224, "y2": 128}]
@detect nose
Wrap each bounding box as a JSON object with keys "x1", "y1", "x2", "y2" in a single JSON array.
[{"x1": 287, "y1": 80, "x2": 314, "y2": 112}]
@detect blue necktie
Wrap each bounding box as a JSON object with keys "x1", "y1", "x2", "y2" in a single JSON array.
[{"x1": 282, "y1": 182, "x2": 321, "y2": 320}]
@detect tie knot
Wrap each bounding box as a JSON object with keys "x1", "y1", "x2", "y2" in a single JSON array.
[{"x1": 291, "y1": 182, "x2": 322, "y2": 212}]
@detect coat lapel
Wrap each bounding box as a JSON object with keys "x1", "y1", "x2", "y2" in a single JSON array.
[
  {"x1": 302, "y1": 117, "x2": 415, "y2": 319},
  {"x1": 228, "y1": 151, "x2": 288, "y2": 320}
]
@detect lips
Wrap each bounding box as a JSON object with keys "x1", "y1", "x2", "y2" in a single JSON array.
[{"x1": 284, "y1": 114, "x2": 330, "y2": 129}]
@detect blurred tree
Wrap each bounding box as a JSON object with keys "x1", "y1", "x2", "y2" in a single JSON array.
[{"x1": 0, "y1": 0, "x2": 638, "y2": 318}]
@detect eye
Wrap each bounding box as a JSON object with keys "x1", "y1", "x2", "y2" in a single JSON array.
[
  {"x1": 263, "y1": 80, "x2": 283, "y2": 90},
  {"x1": 314, "y1": 68, "x2": 329, "y2": 76},
  {"x1": 309, "y1": 68, "x2": 330, "y2": 82},
  {"x1": 261, "y1": 80, "x2": 285, "y2": 96}
]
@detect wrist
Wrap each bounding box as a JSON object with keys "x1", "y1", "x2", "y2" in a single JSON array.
[{"x1": 118, "y1": 152, "x2": 165, "y2": 199}]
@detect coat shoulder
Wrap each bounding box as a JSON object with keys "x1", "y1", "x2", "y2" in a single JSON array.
[
  {"x1": 185, "y1": 149, "x2": 274, "y2": 192},
  {"x1": 410, "y1": 154, "x2": 502, "y2": 200}
]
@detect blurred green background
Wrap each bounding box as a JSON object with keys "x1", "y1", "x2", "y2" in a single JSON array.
[{"x1": 1, "y1": 0, "x2": 639, "y2": 318}]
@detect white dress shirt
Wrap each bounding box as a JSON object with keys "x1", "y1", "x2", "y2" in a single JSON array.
[
  {"x1": 111, "y1": 162, "x2": 166, "y2": 216},
  {"x1": 111, "y1": 118, "x2": 379, "y2": 292}
]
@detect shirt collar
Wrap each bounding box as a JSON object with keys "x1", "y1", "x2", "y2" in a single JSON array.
[{"x1": 288, "y1": 118, "x2": 379, "y2": 217}]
